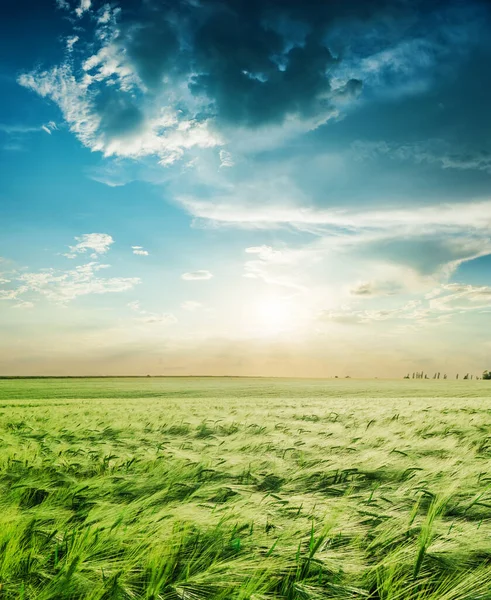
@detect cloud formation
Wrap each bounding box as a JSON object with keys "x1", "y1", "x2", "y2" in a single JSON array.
[
  {"x1": 20, "y1": 0, "x2": 434, "y2": 163},
  {"x1": 128, "y1": 300, "x2": 177, "y2": 325},
  {"x1": 132, "y1": 246, "x2": 149, "y2": 256},
  {"x1": 0, "y1": 262, "x2": 140, "y2": 305},
  {"x1": 352, "y1": 140, "x2": 491, "y2": 175},
  {"x1": 320, "y1": 281, "x2": 491, "y2": 329},
  {"x1": 181, "y1": 270, "x2": 213, "y2": 281},
  {"x1": 64, "y1": 233, "x2": 114, "y2": 259}
]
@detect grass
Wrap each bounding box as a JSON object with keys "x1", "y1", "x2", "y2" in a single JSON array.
[{"x1": 0, "y1": 377, "x2": 490, "y2": 599}]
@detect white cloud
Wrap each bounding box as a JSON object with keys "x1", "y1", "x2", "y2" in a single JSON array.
[
  {"x1": 245, "y1": 246, "x2": 285, "y2": 261},
  {"x1": 128, "y1": 299, "x2": 176, "y2": 325},
  {"x1": 219, "y1": 149, "x2": 235, "y2": 168},
  {"x1": 178, "y1": 196, "x2": 491, "y2": 233},
  {"x1": 181, "y1": 270, "x2": 213, "y2": 281},
  {"x1": 132, "y1": 246, "x2": 149, "y2": 256},
  {"x1": 319, "y1": 301, "x2": 439, "y2": 327},
  {"x1": 41, "y1": 121, "x2": 58, "y2": 135},
  {"x1": 349, "y1": 280, "x2": 404, "y2": 297},
  {"x1": 0, "y1": 122, "x2": 57, "y2": 136},
  {"x1": 75, "y1": 0, "x2": 91, "y2": 18},
  {"x1": 136, "y1": 314, "x2": 177, "y2": 325},
  {"x1": 18, "y1": 61, "x2": 221, "y2": 164},
  {"x1": 244, "y1": 245, "x2": 311, "y2": 292},
  {"x1": 66, "y1": 36, "x2": 79, "y2": 52},
  {"x1": 97, "y1": 5, "x2": 112, "y2": 24},
  {"x1": 0, "y1": 289, "x2": 19, "y2": 301},
  {"x1": 318, "y1": 282, "x2": 491, "y2": 329},
  {"x1": 15, "y1": 262, "x2": 139, "y2": 304},
  {"x1": 16, "y1": 2, "x2": 361, "y2": 166},
  {"x1": 13, "y1": 301, "x2": 34, "y2": 309},
  {"x1": 181, "y1": 300, "x2": 202, "y2": 311},
  {"x1": 0, "y1": 237, "x2": 140, "y2": 307},
  {"x1": 64, "y1": 233, "x2": 114, "y2": 259},
  {"x1": 18, "y1": 66, "x2": 100, "y2": 151},
  {"x1": 429, "y1": 284, "x2": 491, "y2": 312}
]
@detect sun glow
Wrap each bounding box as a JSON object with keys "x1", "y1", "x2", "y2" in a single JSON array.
[{"x1": 252, "y1": 295, "x2": 294, "y2": 334}]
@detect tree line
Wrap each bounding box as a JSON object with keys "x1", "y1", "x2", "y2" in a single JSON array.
[{"x1": 404, "y1": 371, "x2": 491, "y2": 380}]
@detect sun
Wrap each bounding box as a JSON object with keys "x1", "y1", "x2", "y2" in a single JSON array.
[{"x1": 253, "y1": 295, "x2": 293, "y2": 334}]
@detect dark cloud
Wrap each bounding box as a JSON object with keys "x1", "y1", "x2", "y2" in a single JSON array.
[
  {"x1": 89, "y1": 0, "x2": 420, "y2": 129},
  {"x1": 115, "y1": 3, "x2": 182, "y2": 91},
  {"x1": 19, "y1": 0, "x2": 491, "y2": 161},
  {"x1": 94, "y1": 88, "x2": 145, "y2": 138}
]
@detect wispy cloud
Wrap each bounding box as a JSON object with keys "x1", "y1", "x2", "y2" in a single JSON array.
[
  {"x1": 320, "y1": 282, "x2": 491, "y2": 329},
  {"x1": 178, "y1": 196, "x2": 491, "y2": 233},
  {"x1": 128, "y1": 300, "x2": 176, "y2": 325},
  {"x1": 131, "y1": 246, "x2": 149, "y2": 256},
  {"x1": 428, "y1": 284, "x2": 491, "y2": 312},
  {"x1": 219, "y1": 149, "x2": 234, "y2": 168},
  {"x1": 0, "y1": 121, "x2": 57, "y2": 135},
  {"x1": 352, "y1": 140, "x2": 491, "y2": 175},
  {"x1": 181, "y1": 270, "x2": 213, "y2": 281},
  {"x1": 181, "y1": 300, "x2": 202, "y2": 311},
  {"x1": 244, "y1": 245, "x2": 310, "y2": 292}
]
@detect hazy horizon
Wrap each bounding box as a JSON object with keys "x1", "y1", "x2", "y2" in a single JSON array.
[{"x1": 2, "y1": 0, "x2": 491, "y2": 376}]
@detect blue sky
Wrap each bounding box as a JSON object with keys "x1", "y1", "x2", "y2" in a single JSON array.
[{"x1": 1, "y1": 0, "x2": 491, "y2": 376}]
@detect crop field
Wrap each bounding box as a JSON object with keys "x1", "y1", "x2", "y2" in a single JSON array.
[{"x1": 0, "y1": 377, "x2": 491, "y2": 599}]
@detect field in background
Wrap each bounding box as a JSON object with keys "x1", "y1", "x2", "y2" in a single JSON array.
[{"x1": 1, "y1": 377, "x2": 491, "y2": 599}]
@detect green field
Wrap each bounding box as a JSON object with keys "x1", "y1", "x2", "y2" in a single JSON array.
[{"x1": 1, "y1": 377, "x2": 491, "y2": 599}]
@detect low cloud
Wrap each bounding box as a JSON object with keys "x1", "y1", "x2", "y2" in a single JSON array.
[
  {"x1": 64, "y1": 233, "x2": 114, "y2": 259},
  {"x1": 0, "y1": 262, "x2": 139, "y2": 306},
  {"x1": 320, "y1": 282, "x2": 491, "y2": 329},
  {"x1": 132, "y1": 246, "x2": 149, "y2": 256},
  {"x1": 350, "y1": 280, "x2": 403, "y2": 297},
  {"x1": 429, "y1": 284, "x2": 491, "y2": 312},
  {"x1": 128, "y1": 300, "x2": 177, "y2": 325},
  {"x1": 181, "y1": 270, "x2": 213, "y2": 281}
]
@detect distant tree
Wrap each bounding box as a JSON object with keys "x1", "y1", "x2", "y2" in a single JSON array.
[
  {"x1": 483, "y1": 371, "x2": 491, "y2": 380},
  {"x1": 463, "y1": 374, "x2": 469, "y2": 380},
  {"x1": 443, "y1": 374, "x2": 447, "y2": 379},
  {"x1": 456, "y1": 374, "x2": 459, "y2": 380}
]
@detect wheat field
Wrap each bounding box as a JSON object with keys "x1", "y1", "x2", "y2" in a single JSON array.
[{"x1": 0, "y1": 377, "x2": 490, "y2": 599}]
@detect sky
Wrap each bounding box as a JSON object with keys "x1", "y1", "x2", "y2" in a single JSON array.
[{"x1": 1, "y1": 0, "x2": 491, "y2": 377}]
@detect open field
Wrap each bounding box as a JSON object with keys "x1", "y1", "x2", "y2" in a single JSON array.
[{"x1": 1, "y1": 377, "x2": 491, "y2": 599}]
